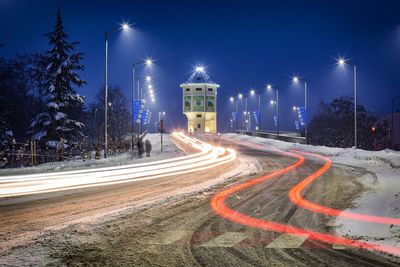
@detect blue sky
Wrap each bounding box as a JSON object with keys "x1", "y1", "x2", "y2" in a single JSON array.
[{"x1": 1, "y1": 0, "x2": 400, "y2": 131}]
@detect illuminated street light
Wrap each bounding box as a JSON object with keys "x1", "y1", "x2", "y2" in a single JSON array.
[
  {"x1": 270, "y1": 100, "x2": 275, "y2": 105},
  {"x1": 145, "y1": 58, "x2": 153, "y2": 66},
  {"x1": 104, "y1": 22, "x2": 131, "y2": 158},
  {"x1": 293, "y1": 106, "x2": 297, "y2": 111},
  {"x1": 230, "y1": 96, "x2": 234, "y2": 102},
  {"x1": 132, "y1": 58, "x2": 154, "y2": 152},
  {"x1": 267, "y1": 84, "x2": 272, "y2": 90},
  {"x1": 121, "y1": 23, "x2": 129, "y2": 30},
  {"x1": 238, "y1": 93, "x2": 243, "y2": 99},
  {"x1": 337, "y1": 57, "x2": 346, "y2": 66},
  {"x1": 250, "y1": 89, "x2": 255, "y2": 95},
  {"x1": 292, "y1": 76, "x2": 307, "y2": 143},
  {"x1": 195, "y1": 66, "x2": 205, "y2": 72},
  {"x1": 336, "y1": 56, "x2": 357, "y2": 148},
  {"x1": 148, "y1": 84, "x2": 152, "y2": 89}
]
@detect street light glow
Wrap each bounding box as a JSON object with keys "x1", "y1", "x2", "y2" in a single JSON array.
[
  {"x1": 145, "y1": 58, "x2": 153, "y2": 66},
  {"x1": 195, "y1": 66, "x2": 205, "y2": 72},
  {"x1": 146, "y1": 76, "x2": 152, "y2": 82},
  {"x1": 267, "y1": 84, "x2": 272, "y2": 90},
  {"x1": 337, "y1": 57, "x2": 346, "y2": 66},
  {"x1": 230, "y1": 97, "x2": 234, "y2": 102},
  {"x1": 121, "y1": 23, "x2": 129, "y2": 30},
  {"x1": 293, "y1": 106, "x2": 297, "y2": 111},
  {"x1": 238, "y1": 93, "x2": 243, "y2": 99},
  {"x1": 270, "y1": 100, "x2": 275, "y2": 105},
  {"x1": 250, "y1": 89, "x2": 255, "y2": 95},
  {"x1": 148, "y1": 84, "x2": 152, "y2": 89},
  {"x1": 292, "y1": 76, "x2": 299, "y2": 83}
]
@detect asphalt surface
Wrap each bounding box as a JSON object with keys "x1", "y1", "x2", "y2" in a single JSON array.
[{"x1": 0, "y1": 136, "x2": 398, "y2": 266}]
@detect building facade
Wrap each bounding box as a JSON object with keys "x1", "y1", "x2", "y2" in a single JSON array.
[{"x1": 180, "y1": 69, "x2": 219, "y2": 134}]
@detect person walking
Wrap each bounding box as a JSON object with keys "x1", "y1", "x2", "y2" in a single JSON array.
[
  {"x1": 137, "y1": 139, "x2": 144, "y2": 159},
  {"x1": 145, "y1": 139, "x2": 152, "y2": 157}
]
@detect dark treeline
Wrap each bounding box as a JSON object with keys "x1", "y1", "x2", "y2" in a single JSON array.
[
  {"x1": 0, "y1": 9, "x2": 131, "y2": 167},
  {"x1": 308, "y1": 96, "x2": 377, "y2": 150}
]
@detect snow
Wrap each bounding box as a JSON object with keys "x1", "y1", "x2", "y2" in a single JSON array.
[
  {"x1": 0, "y1": 134, "x2": 182, "y2": 176},
  {"x1": 54, "y1": 112, "x2": 66, "y2": 120},
  {"x1": 224, "y1": 133, "x2": 400, "y2": 249}
]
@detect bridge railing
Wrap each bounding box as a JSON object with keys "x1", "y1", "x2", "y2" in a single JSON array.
[{"x1": 235, "y1": 130, "x2": 306, "y2": 144}]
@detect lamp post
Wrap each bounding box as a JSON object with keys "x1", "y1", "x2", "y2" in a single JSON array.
[
  {"x1": 230, "y1": 96, "x2": 239, "y2": 131},
  {"x1": 267, "y1": 84, "x2": 279, "y2": 135},
  {"x1": 250, "y1": 89, "x2": 261, "y2": 131},
  {"x1": 104, "y1": 23, "x2": 130, "y2": 158},
  {"x1": 131, "y1": 60, "x2": 153, "y2": 152},
  {"x1": 158, "y1": 111, "x2": 165, "y2": 152},
  {"x1": 392, "y1": 96, "x2": 400, "y2": 149},
  {"x1": 337, "y1": 58, "x2": 357, "y2": 148},
  {"x1": 292, "y1": 76, "x2": 307, "y2": 143}
]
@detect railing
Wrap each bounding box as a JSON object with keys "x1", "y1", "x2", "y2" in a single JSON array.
[{"x1": 235, "y1": 130, "x2": 306, "y2": 144}]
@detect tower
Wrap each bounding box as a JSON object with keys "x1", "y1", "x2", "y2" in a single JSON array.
[{"x1": 181, "y1": 67, "x2": 219, "y2": 134}]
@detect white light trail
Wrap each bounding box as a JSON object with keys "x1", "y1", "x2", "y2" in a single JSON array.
[{"x1": 0, "y1": 133, "x2": 236, "y2": 198}]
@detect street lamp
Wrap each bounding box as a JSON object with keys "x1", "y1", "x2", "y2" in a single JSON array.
[
  {"x1": 292, "y1": 75, "x2": 307, "y2": 143},
  {"x1": 336, "y1": 57, "x2": 357, "y2": 148},
  {"x1": 195, "y1": 66, "x2": 205, "y2": 72},
  {"x1": 104, "y1": 22, "x2": 130, "y2": 158},
  {"x1": 249, "y1": 89, "x2": 261, "y2": 131},
  {"x1": 131, "y1": 58, "x2": 153, "y2": 152},
  {"x1": 267, "y1": 84, "x2": 279, "y2": 135}
]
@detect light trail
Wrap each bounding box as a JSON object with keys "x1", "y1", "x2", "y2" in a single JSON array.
[
  {"x1": 211, "y1": 138, "x2": 400, "y2": 256},
  {"x1": 0, "y1": 133, "x2": 236, "y2": 198},
  {"x1": 289, "y1": 150, "x2": 400, "y2": 225}
]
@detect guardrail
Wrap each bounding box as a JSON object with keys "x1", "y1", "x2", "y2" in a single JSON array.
[{"x1": 235, "y1": 130, "x2": 306, "y2": 144}]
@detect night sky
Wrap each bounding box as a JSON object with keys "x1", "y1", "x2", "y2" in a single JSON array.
[{"x1": 1, "y1": 0, "x2": 400, "y2": 132}]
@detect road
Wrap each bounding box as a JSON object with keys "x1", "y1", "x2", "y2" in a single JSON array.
[{"x1": 0, "y1": 134, "x2": 398, "y2": 266}]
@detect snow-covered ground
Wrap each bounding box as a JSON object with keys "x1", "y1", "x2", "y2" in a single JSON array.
[
  {"x1": 224, "y1": 133, "x2": 400, "y2": 249},
  {"x1": 0, "y1": 134, "x2": 182, "y2": 176}
]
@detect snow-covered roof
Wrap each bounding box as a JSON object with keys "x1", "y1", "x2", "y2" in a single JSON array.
[{"x1": 182, "y1": 69, "x2": 218, "y2": 85}]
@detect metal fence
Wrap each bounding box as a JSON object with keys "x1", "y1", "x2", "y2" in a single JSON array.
[{"x1": 235, "y1": 130, "x2": 306, "y2": 144}]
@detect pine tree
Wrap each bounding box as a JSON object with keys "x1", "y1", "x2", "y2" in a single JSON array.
[{"x1": 30, "y1": 9, "x2": 86, "y2": 151}]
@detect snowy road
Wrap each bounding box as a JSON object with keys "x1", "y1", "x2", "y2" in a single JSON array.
[{"x1": 1, "y1": 134, "x2": 399, "y2": 266}]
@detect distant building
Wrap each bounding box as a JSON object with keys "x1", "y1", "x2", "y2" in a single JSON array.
[
  {"x1": 373, "y1": 111, "x2": 400, "y2": 150},
  {"x1": 180, "y1": 68, "x2": 219, "y2": 134}
]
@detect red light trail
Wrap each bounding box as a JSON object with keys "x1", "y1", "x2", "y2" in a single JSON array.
[{"x1": 211, "y1": 140, "x2": 400, "y2": 255}]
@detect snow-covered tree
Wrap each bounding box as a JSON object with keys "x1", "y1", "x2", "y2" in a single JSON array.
[{"x1": 30, "y1": 9, "x2": 86, "y2": 151}]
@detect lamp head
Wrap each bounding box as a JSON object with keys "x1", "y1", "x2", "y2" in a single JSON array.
[
  {"x1": 195, "y1": 66, "x2": 205, "y2": 72},
  {"x1": 145, "y1": 58, "x2": 153, "y2": 66}
]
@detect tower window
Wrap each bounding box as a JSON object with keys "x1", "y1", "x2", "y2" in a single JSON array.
[
  {"x1": 196, "y1": 88, "x2": 202, "y2": 91},
  {"x1": 197, "y1": 124, "x2": 201, "y2": 129},
  {"x1": 208, "y1": 88, "x2": 213, "y2": 92},
  {"x1": 197, "y1": 114, "x2": 202, "y2": 118},
  {"x1": 186, "y1": 88, "x2": 190, "y2": 91}
]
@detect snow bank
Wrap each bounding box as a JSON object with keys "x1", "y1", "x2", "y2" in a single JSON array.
[
  {"x1": 224, "y1": 133, "x2": 400, "y2": 169},
  {"x1": 0, "y1": 134, "x2": 183, "y2": 176}
]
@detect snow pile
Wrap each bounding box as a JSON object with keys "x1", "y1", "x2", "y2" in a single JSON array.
[{"x1": 224, "y1": 133, "x2": 400, "y2": 169}]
